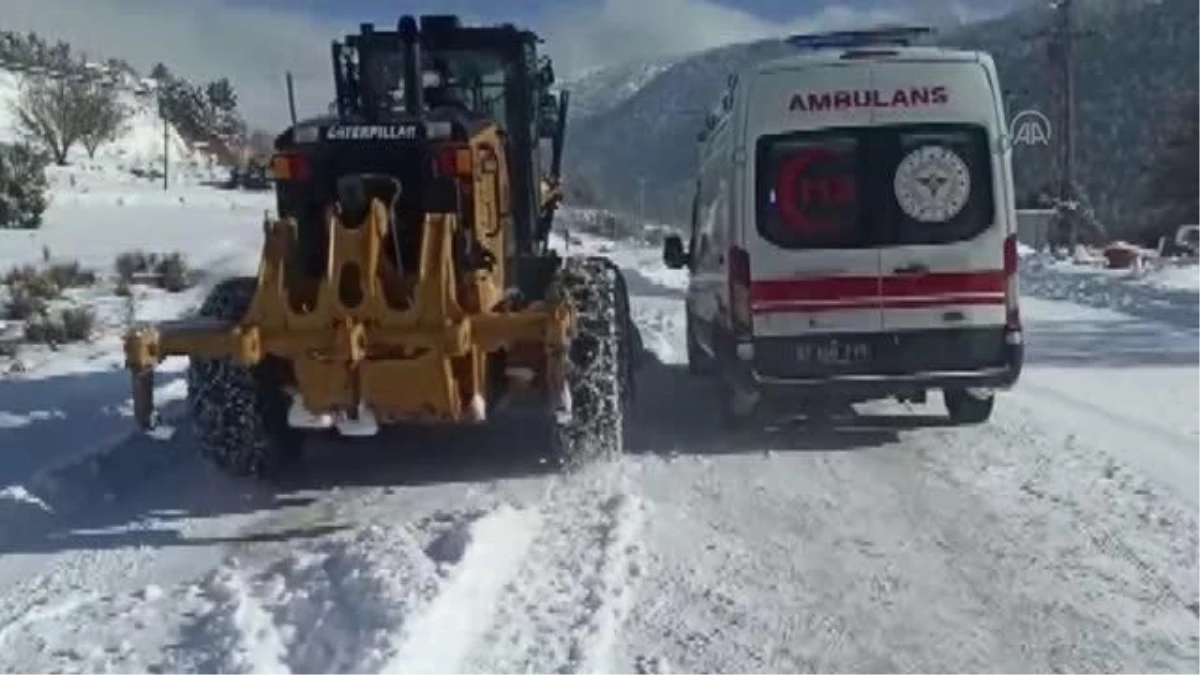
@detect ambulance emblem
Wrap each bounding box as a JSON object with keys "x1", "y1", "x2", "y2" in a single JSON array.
[{"x1": 893, "y1": 145, "x2": 971, "y2": 224}]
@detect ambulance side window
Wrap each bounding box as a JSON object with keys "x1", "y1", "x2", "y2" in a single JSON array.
[{"x1": 695, "y1": 151, "x2": 723, "y2": 261}]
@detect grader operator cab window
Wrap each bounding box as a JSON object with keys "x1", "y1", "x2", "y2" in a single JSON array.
[
  {"x1": 340, "y1": 17, "x2": 532, "y2": 135},
  {"x1": 358, "y1": 46, "x2": 510, "y2": 123},
  {"x1": 423, "y1": 51, "x2": 511, "y2": 122},
  {"x1": 322, "y1": 15, "x2": 569, "y2": 254}
]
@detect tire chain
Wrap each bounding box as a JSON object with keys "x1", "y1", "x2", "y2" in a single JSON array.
[
  {"x1": 186, "y1": 277, "x2": 300, "y2": 478},
  {"x1": 550, "y1": 256, "x2": 631, "y2": 468}
]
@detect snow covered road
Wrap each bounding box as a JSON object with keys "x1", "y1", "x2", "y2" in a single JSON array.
[{"x1": 0, "y1": 214, "x2": 1196, "y2": 673}]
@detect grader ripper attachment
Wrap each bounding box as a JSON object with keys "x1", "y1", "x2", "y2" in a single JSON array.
[{"x1": 122, "y1": 14, "x2": 638, "y2": 477}]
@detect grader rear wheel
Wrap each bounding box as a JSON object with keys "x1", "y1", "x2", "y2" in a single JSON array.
[
  {"x1": 186, "y1": 277, "x2": 304, "y2": 478},
  {"x1": 550, "y1": 256, "x2": 633, "y2": 468}
]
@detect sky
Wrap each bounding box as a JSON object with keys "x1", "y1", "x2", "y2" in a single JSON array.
[{"x1": 0, "y1": 0, "x2": 1018, "y2": 129}]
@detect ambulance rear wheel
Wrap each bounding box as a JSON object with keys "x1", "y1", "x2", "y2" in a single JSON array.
[
  {"x1": 943, "y1": 388, "x2": 996, "y2": 425},
  {"x1": 686, "y1": 312, "x2": 713, "y2": 375},
  {"x1": 715, "y1": 375, "x2": 753, "y2": 430}
]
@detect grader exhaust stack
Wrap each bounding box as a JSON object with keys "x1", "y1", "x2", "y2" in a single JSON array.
[{"x1": 123, "y1": 14, "x2": 638, "y2": 478}]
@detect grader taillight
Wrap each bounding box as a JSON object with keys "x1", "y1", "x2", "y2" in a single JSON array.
[
  {"x1": 270, "y1": 152, "x2": 311, "y2": 182},
  {"x1": 435, "y1": 144, "x2": 473, "y2": 178}
]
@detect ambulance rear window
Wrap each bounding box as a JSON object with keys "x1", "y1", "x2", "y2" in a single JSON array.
[
  {"x1": 755, "y1": 123, "x2": 995, "y2": 249},
  {"x1": 755, "y1": 132, "x2": 868, "y2": 249}
]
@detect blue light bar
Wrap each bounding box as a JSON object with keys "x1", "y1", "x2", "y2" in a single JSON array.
[{"x1": 784, "y1": 26, "x2": 934, "y2": 51}]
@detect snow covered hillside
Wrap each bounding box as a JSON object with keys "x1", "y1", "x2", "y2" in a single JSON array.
[
  {"x1": 561, "y1": 58, "x2": 679, "y2": 120},
  {"x1": 0, "y1": 66, "x2": 222, "y2": 189},
  {"x1": 0, "y1": 158, "x2": 1195, "y2": 672}
]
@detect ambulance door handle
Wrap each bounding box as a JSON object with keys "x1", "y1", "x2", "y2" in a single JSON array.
[{"x1": 893, "y1": 263, "x2": 928, "y2": 275}]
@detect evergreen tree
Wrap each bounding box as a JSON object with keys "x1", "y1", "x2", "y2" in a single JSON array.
[
  {"x1": 0, "y1": 143, "x2": 50, "y2": 230},
  {"x1": 1140, "y1": 93, "x2": 1199, "y2": 242}
]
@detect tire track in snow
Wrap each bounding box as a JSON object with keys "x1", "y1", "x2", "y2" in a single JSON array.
[
  {"x1": 618, "y1": 435, "x2": 1197, "y2": 673},
  {"x1": 169, "y1": 505, "x2": 543, "y2": 674},
  {"x1": 613, "y1": 451, "x2": 996, "y2": 673},
  {"x1": 0, "y1": 505, "x2": 543, "y2": 674},
  {"x1": 464, "y1": 462, "x2": 647, "y2": 674},
  {"x1": 381, "y1": 504, "x2": 542, "y2": 673},
  {"x1": 909, "y1": 406, "x2": 1200, "y2": 620}
]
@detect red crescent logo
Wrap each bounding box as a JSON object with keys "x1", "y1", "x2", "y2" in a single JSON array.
[{"x1": 775, "y1": 147, "x2": 853, "y2": 234}]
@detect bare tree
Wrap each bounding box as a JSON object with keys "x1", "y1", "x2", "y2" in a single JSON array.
[
  {"x1": 11, "y1": 74, "x2": 125, "y2": 165},
  {"x1": 80, "y1": 90, "x2": 130, "y2": 159}
]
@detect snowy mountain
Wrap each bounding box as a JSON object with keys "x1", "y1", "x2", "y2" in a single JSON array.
[
  {"x1": 563, "y1": 38, "x2": 794, "y2": 218},
  {"x1": 563, "y1": 0, "x2": 1199, "y2": 238},
  {"x1": 560, "y1": 57, "x2": 680, "y2": 120}
]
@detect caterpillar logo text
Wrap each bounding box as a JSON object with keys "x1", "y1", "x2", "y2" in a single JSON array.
[{"x1": 324, "y1": 124, "x2": 420, "y2": 141}]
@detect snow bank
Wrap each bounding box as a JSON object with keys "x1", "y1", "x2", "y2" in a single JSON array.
[
  {"x1": 0, "y1": 70, "x2": 270, "y2": 528},
  {"x1": 1020, "y1": 254, "x2": 1199, "y2": 331},
  {"x1": 0, "y1": 185, "x2": 273, "y2": 506}
]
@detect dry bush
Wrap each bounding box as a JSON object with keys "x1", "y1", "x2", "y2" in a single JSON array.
[
  {"x1": 114, "y1": 249, "x2": 193, "y2": 292},
  {"x1": 2, "y1": 264, "x2": 60, "y2": 320},
  {"x1": 45, "y1": 259, "x2": 97, "y2": 289},
  {"x1": 2, "y1": 287, "x2": 48, "y2": 321},
  {"x1": 114, "y1": 249, "x2": 158, "y2": 283},
  {"x1": 22, "y1": 305, "x2": 96, "y2": 346},
  {"x1": 154, "y1": 252, "x2": 191, "y2": 292},
  {"x1": 59, "y1": 305, "x2": 96, "y2": 341},
  {"x1": 2, "y1": 259, "x2": 98, "y2": 321}
]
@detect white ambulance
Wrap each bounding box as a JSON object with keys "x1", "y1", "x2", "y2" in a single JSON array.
[{"x1": 662, "y1": 28, "x2": 1023, "y2": 426}]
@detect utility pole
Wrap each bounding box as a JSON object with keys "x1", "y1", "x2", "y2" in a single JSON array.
[
  {"x1": 1056, "y1": 0, "x2": 1077, "y2": 250},
  {"x1": 638, "y1": 176, "x2": 647, "y2": 223},
  {"x1": 162, "y1": 102, "x2": 169, "y2": 191},
  {"x1": 1020, "y1": 0, "x2": 1095, "y2": 251},
  {"x1": 157, "y1": 83, "x2": 169, "y2": 191},
  {"x1": 286, "y1": 71, "x2": 298, "y2": 126}
]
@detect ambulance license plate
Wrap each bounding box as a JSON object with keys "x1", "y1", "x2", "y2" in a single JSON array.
[{"x1": 796, "y1": 339, "x2": 871, "y2": 367}]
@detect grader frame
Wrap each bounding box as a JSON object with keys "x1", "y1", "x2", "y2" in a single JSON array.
[{"x1": 122, "y1": 200, "x2": 574, "y2": 430}]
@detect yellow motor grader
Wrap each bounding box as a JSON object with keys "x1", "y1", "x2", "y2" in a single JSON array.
[{"x1": 122, "y1": 15, "x2": 640, "y2": 477}]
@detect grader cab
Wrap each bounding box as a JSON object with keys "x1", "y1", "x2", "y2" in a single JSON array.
[{"x1": 123, "y1": 15, "x2": 638, "y2": 477}]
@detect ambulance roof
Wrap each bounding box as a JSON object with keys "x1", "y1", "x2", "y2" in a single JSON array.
[{"x1": 754, "y1": 46, "x2": 985, "y2": 74}]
